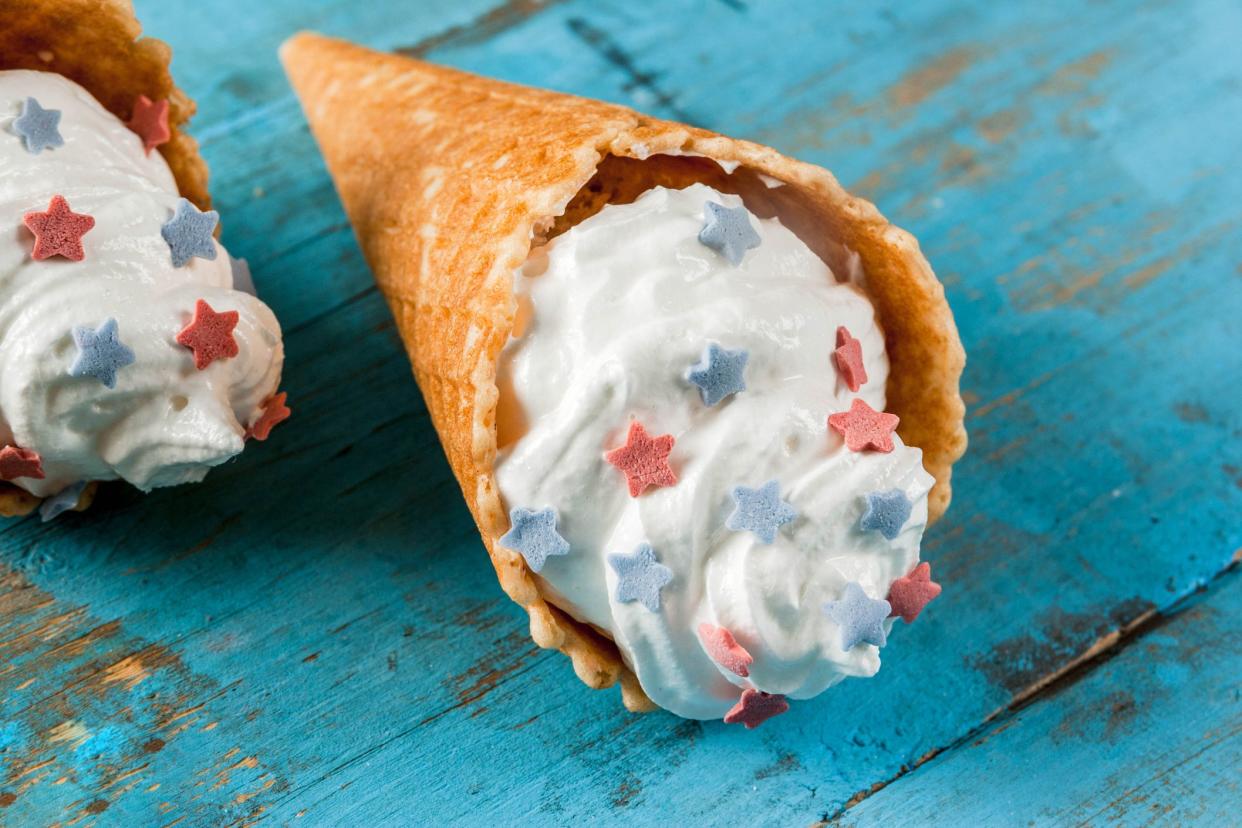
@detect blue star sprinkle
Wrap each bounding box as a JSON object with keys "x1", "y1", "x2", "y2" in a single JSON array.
[
  {"x1": 40, "y1": 481, "x2": 86, "y2": 523},
  {"x1": 230, "y1": 255, "x2": 256, "y2": 296},
  {"x1": 161, "y1": 198, "x2": 219, "y2": 267},
  {"x1": 686, "y1": 342, "x2": 749, "y2": 406},
  {"x1": 726, "y1": 480, "x2": 798, "y2": 544},
  {"x1": 698, "y1": 201, "x2": 761, "y2": 265},
  {"x1": 823, "y1": 582, "x2": 892, "y2": 651},
  {"x1": 498, "y1": 507, "x2": 570, "y2": 573},
  {"x1": 608, "y1": 542, "x2": 673, "y2": 612},
  {"x1": 859, "y1": 489, "x2": 913, "y2": 540},
  {"x1": 12, "y1": 97, "x2": 63, "y2": 154},
  {"x1": 69, "y1": 318, "x2": 136, "y2": 389}
]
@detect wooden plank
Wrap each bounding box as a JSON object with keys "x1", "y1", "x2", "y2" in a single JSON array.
[
  {"x1": 140, "y1": 0, "x2": 536, "y2": 335},
  {"x1": 135, "y1": 0, "x2": 516, "y2": 131},
  {"x1": 835, "y1": 566, "x2": 1242, "y2": 826},
  {"x1": 0, "y1": 0, "x2": 1239, "y2": 824}
]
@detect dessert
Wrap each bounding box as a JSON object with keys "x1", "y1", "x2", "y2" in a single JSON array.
[
  {"x1": 0, "y1": 1, "x2": 289, "y2": 519},
  {"x1": 493, "y1": 183, "x2": 935, "y2": 718},
  {"x1": 282, "y1": 34, "x2": 966, "y2": 719}
]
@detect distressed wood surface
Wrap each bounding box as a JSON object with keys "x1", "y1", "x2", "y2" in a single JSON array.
[
  {"x1": 2, "y1": 0, "x2": 1240, "y2": 825},
  {"x1": 837, "y1": 564, "x2": 1241, "y2": 827}
]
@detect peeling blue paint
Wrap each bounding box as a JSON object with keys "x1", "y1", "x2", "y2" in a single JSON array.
[
  {"x1": 0, "y1": 721, "x2": 24, "y2": 754},
  {"x1": 78, "y1": 726, "x2": 126, "y2": 761}
]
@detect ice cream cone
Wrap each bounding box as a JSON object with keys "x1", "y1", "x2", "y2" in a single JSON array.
[
  {"x1": 0, "y1": 0, "x2": 213, "y2": 518},
  {"x1": 281, "y1": 32, "x2": 967, "y2": 712}
]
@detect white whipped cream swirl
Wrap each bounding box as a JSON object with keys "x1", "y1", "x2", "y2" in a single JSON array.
[
  {"x1": 0, "y1": 70, "x2": 283, "y2": 497},
  {"x1": 495, "y1": 184, "x2": 933, "y2": 719}
]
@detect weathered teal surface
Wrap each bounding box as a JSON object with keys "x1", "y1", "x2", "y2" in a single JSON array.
[
  {"x1": 1, "y1": 0, "x2": 1240, "y2": 825},
  {"x1": 839, "y1": 569, "x2": 1241, "y2": 827}
]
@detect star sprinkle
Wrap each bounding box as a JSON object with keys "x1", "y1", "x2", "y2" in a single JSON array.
[
  {"x1": 23, "y1": 195, "x2": 95, "y2": 261},
  {"x1": 822, "y1": 582, "x2": 891, "y2": 651},
  {"x1": 40, "y1": 481, "x2": 86, "y2": 523},
  {"x1": 161, "y1": 198, "x2": 219, "y2": 267},
  {"x1": 12, "y1": 97, "x2": 63, "y2": 154},
  {"x1": 698, "y1": 201, "x2": 761, "y2": 266},
  {"x1": 859, "y1": 489, "x2": 912, "y2": 541},
  {"x1": 248, "y1": 392, "x2": 291, "y2": 441},
  {"x1": 68, "y1": 319, "x2": 136, "y2": 389},
  {"x1": 0, "y1": 446, "x2": 44, "y2": 481},
  {"x1": 698, "y1": 623, "x2": 753, "y2": 677},
  {"x1": 887, "y1": 562, "x2": 942, "y2": 623},
  {"x1": 723, "y1": 689, "x2": 789, "y2": 729},
  {"x1": 499, "y1": 507, "x2": 570, "y2": 573},
  {"x1": 726, "y1": 480, "x2": 798, "y2": 544},
  {"x1": 828, "y1": 398, "x2": 900, "y2": 453},
  {"x1": 686, "y1": 342, "x2": 748, "y2": 406},
  {"x1": 607, "y1": 542, "x2": 673, "y2": 612},
  {"x1": 126, "y1": 95, "x2": 170, "y2": 154},
  {"x1": 833, "y1": 326, "x2": 867, "y2": 392},
  {"x1": 605, "y1": 421, "x2": 677, "y2": 497},
  {"x1": 176, "y1": 299, "x2": 239, "y2": 370}
]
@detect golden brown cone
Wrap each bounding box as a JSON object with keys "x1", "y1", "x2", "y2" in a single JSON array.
[
  {"x1": 281, "y1": 32, "x2": 967, "y2": 713},
  {"x1": 0, "y1": 0, "x2": 212, "y2": 517}
]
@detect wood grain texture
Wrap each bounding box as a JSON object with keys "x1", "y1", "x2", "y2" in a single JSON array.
[
  {"x1": 835, "y1": 565, "x2": 1241, "y2": 827},
  {"x1": 1, "y1": 0, "x2": 1240, "y2": 824}
]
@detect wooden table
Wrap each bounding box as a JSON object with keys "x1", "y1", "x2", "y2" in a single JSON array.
[{"x1": 3, "y1": 0, "x2": 1240, "y2": 824}]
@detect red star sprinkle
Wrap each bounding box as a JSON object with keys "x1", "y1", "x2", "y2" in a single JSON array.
[
  {"x1": 176, "y1": 299, "x2": 240, "y2": 370},
  {"x1": 0, "y1": 445, "x2": 45, "y2": 481},
  {"x1": 127, "y1": 95, "x2": 170, "y2": 154},
  {"x1": 605, "y1": 421, "x2": 677, "y2": 497},
  {"x1": 248, "y1": 392, "x2": 291, "y2": 441},
  {"x1": 887, "y1": 562, "x2": 942, "y2": 623},
  {"x1": 23, "y1": 195, "x2": 95, "y2": 261},
  {"x1": 723, "y1": 689, "x2": 789, "y2": 729},
  {"x1": 698, "y1": 623, "x2": 754, "y2": 677},
  {"x1": 833, "y1": 326, "x2": 867, "y2": 392},
  {"x1": 828, "y1": 398, "x2": 900, "y2": 453}
]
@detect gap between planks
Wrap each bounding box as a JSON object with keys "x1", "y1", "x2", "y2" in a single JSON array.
[
  {"x1": 394, "y1": 0, "x2": 570, "y2": 58},
  {"x1": 822, "y1": 547, "x2": 1242, "y2": 823}
]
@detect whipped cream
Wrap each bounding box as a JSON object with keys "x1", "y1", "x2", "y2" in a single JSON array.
[
  {"x1": 494, "y1": 184, "x2": 933, "y2": 719},
  {"x1": 0, "y1": 70, "x2": 283, "y2": 497}
]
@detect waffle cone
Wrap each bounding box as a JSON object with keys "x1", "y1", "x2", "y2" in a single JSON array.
[
  {"x1": 0, "y1": 0, "x2": 212, "y2": 517},
  {"x1": 282, "y1": 33, "x2": 967, "y2": 712}
]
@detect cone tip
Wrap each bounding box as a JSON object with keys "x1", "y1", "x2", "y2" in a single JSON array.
[{"x1": 279, "y1": 31, "x2": 329, "y2": 70}]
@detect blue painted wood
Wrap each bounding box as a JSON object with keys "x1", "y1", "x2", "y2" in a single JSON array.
[
  {"x1": 837, "y1": 566, "x2": 1241, "y2": 827},
  {"x1": 1, "y1": 0, "x2": 1240, "y2": 824}
]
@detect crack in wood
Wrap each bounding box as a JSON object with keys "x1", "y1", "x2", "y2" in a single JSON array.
[
  {"x1": 395, "y1": 0, "x2": 569, "y2": 59},
  {"x1": 828, "y1": 552, "x2": 1241, "y2": 821},
  {"x1": 564, "y1": 17, "x2": 698, "y2": 124}
]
